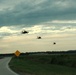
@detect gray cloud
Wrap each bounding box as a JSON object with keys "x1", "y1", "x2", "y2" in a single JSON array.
[{"x1": 0, "y1": 0, "x2": 76, "y2": 26}]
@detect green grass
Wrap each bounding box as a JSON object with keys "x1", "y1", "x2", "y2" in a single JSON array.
[{"x1": 9, "y1": 54, "x2": 76, "y2": 75}]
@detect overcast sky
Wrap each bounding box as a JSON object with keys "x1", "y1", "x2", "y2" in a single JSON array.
[{"x1": 0, "y1": 0, "x2": 76, "y2": 53}]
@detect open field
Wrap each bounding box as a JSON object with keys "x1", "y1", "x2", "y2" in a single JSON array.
[{"x1": 9, "y1": 54, "x2": 76, "y2": 75}]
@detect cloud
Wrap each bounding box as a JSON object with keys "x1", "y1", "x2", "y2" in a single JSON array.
[
  {"x1": 51, "y1": 20, "x2": 76, "y2": 23},
  {"x1": 0, "y1": 24, "x2": 76, "y2": 39},
  {"x1": 0, "y1": 0, "x2": 76, "y2": 53},
  {"x1": 0, "y1": 29, "x2": 76, "y2": 53},
  {"x1": 0, "y1": 0, "x2": 76, "y2": 26}
]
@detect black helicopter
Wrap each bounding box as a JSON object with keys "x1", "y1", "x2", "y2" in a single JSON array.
[
  {"x1": 53, "y1": 42, "x2": 56, "y2": 45},
  {"x1": 21, "y1": 30, "x2": 29, "y2": 34},
  {"x1": 37, "y1": 36, "x2": 42, "y2": 39}
]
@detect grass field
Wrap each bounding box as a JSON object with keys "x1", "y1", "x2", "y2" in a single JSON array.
[{"x1": 9, "y1": 54, "x2": 76, "y2": 75}]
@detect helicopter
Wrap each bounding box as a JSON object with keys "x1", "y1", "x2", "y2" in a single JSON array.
[
  {"x1": 53, "y1": 42, "x2": 56, "y2": 45},
  {"x1": 37, "y1": 36, "x2": 42, "y2": 39},
  {"x1": 21, "y1": 30, "x2": 29, "y2": 34}
]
